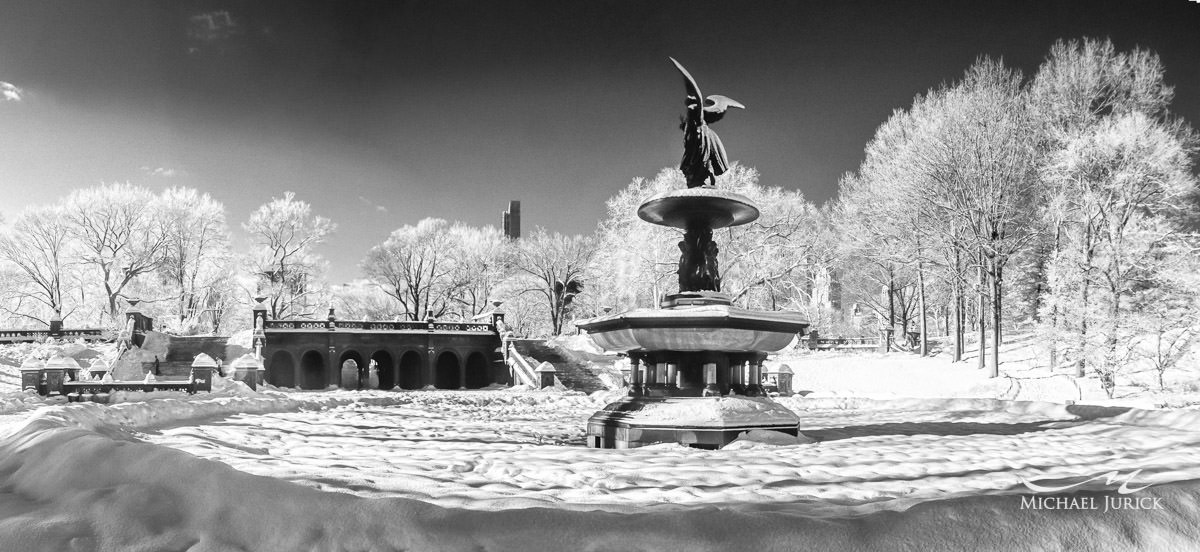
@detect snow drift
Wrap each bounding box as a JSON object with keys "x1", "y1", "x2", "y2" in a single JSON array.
[{"x1": 2, "y1": 390, "x2": 1200, "y2": 550}]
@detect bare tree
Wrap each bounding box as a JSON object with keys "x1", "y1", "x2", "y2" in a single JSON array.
[
  {"x1": 64, "y1": 182, "x2": 170, "y2": 322},
  {"x1": 446, "y1": 223, "x2": 509, "y2": 320},
  {"x1": 513, "y1": 228, "x2": 594, "y2": 336},
  {"x1": 362, "y1": 218, "x2": 504, "y2": 321},
  {"x1": 157, "y1": 186, "x2": 233, "y2": 332},
  {"x1": 0, "y1": 205, "x2": 76, "y2": 324},
  {"x1": 591, "y1": 169, "x2": 681, "y2": 311},
  {"x1": 243, "y1": 192, "x2": 335, "y2": 320},
  {"x1": 915, "y1": 59, "x2": 1041, "y2": 377},
  {"x1": 1032, "y1": 38, "x2": 1196, "y2": 383},
  {"x1": 332, "y1": 280, "x2": 403, "y2": 321}
]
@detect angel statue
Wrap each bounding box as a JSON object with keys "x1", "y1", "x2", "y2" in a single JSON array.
[{"x1": 671, "y1": 57, "x2": 744, "y2": 188}]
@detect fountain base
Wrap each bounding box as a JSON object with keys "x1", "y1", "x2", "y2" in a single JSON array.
[{"x1": 586, "y1": 395, "x2": 800, "y2": 449}]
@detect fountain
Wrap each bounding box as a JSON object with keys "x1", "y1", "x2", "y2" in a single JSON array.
[{"x1": 575, "y1": 59, "x2": 808, "y2": 449}]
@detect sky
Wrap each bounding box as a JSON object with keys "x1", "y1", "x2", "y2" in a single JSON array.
[{"x1": 1, "y1": 0, "x2": 1199, "y2": 283}]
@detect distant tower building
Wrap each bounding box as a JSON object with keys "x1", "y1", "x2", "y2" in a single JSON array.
[
  {"x1": 502, "y1": 200, "x2": 521, "y2": 239},
  {"x1": 829, "y1": 268, "x2": 843, "y2": 311}
]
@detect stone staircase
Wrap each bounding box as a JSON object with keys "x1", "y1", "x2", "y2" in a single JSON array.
[
  {"x1": 509, "y1": 339, "x2": 615, "y2": 393},
  {"x1": 143, "y1": 336, "x2": 230, "y2": 379}
]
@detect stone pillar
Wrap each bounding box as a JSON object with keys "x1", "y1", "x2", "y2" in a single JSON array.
[
  {"x1": 232, "y1": 354, "x2": 260, "y2": 391},
  {"x1": 125, "y1": 299, "x2": 149, "y2": 347},
  {"x1": 666, "y1": 363, "x2": 678, "y2": 394},
  {"x1": 491, "y1": 301, "x2": 506, "y2": 329},
  {"x1": 190, "y1": 353, "x2": 217, "y2": 393},
  {"x1": 702, "y1": 362, "x2": 720, "y2": 397},
  {"x1": 426, "y1": 345, "x2": 436, "y2": 388},
  {"x1": 747, "y1": 362, "x2": 765, "y2": 396},
  {"x1": 20, "y1": 358, "x2": 43, "y2": 393},
  {"x1": 88, "y1": 358, "x2": 110, "y2": 381},
  {"x1": 48, "y1": 312, "x2": 63, "y2": 338},
  {"x1": 648, "y1": 362, "x2": 667, "y2": 396},
  {"x1": 776, "y1": 364, "x2": 794, "y2": 396},
  {"x1": 628, "y1": 357, "x2": 643, "y2": 396},
  {"x1": 727, "y1": 360, "x2": 740, "y2": 394},
  {"x1": 41, "y1": 364, "x2": 65, "y2": 396},
  {"x1": 252, "y1": 297, "x2": 267, "y2": 361},
  {"x1": 535, "y1": 362, "x2": 556, "y2": 389},
  {"x1": 57, "y1": 356, "x2": 81, "y2": 382}
]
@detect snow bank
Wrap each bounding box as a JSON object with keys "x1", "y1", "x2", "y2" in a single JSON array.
[
  {"x1": 2, "y1": 379, "x2": 1200, "y2": 550},
  {"x1": 0, "y1": 389, "x2": 66, "y2": 416},
  {"x1": 2, "y1": 411, "x2": 1200, "y2": 551}
]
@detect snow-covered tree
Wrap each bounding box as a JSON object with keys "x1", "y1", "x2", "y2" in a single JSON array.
[
  {"x1": 243, "y1": 192, "x2": 334, "y2": 320},
  {"x1": 1031, "y1": 38, "x2": 1198, "y2": 387},
  {"x1": 362, "y1": 218, "x2": 507, "y2": 321},
  {"x1": 512, "y1": 228, "x2": 594, "y2": 336},
  {"x1": 157, "y1": 186, "x2": 234, "y2": 333},
  {"x1": 0, "y1": 205, "x2": 78, "y2": 325},
  {"x1": 63, "y1": 182, "x2": 170, "y2": 322}
]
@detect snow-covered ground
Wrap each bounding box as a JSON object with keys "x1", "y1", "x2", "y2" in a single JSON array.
[
  {"x1": 137, "y1": 390, "x2": 1200, "y2": 517},
  {"x1": 772, "y1": 333, "x2": 1200, "y2": 409},
  {"x1": 1, "y1": 337, "x2": 1200, "y2": 550}
]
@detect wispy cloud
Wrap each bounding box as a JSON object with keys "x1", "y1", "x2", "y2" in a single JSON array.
[
  {"x1": 1, "y1": 81, "x2": 23, "y2": 102},
  {"x1": 187, "y1": 10, "x2": 241, "y2": 55},
  {"x1": 140, "y1": 166, "x2": 187, "y2": 178},
  {"x1": 358, "y1": 196, "x2": 388, "y2": 213}
]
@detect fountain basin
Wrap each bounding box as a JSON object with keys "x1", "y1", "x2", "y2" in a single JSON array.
[
  {"x1": 637, "y1": 187, "x2": 759, "y2": 229},
  {"x1": 586, "y1": 396, "x2": 800, "y2": 449},
  {"x1": 575, "y1": 304, "x2": 808, "y2": 353}
]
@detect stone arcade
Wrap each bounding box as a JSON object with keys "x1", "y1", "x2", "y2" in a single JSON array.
[{"x1": 254, "y1": 300, "x2": 506, "y2": 391}]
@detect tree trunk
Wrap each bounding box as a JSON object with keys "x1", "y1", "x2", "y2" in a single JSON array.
[
  {"x1": 917, "y1": 261, "x2": 928, "y2": 357},
  {"x1": 990, "y1": 262, "x2": 1002, "y2": 379},
  {"x1": 977, "y1": 251, "x2": 987, "y2": 371},
  {"x1": 1076, "y1": 223, "x2": 1094, "y2": 378},
  {"x1": 1106, "y1": 277, "x2": 1121, "y2": 375},
  {"x1": 887, "y1": 266, "x2": 896, "y2": 348},
  {"x1": 952, "y1": 247, "x2": 964, "y2": 362},
  {"x1": 1048, "y1": 226, "x2": 1061, "y2": 371}
]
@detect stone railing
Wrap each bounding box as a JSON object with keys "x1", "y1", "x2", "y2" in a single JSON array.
[
  {"x1": 0, "y1": 328, "x2": 107, "y2": 343},
  {"x1": 504, "y1": 341, "x2": 562, "y2": 389},
  {"x1": 505, "y1": 344, "x2": 541, "y2": 387},
  {"x1": 264, "y1": 320, "x2": 331, "y2": 330},
  {"x1": 63, "y1": 381, "x2": 195, "y2": 402},
  {"x1": 263, "y1": 320, "x2": 494, "y2": 333},
  {"x1": 803, "y1": 337, "x2": 878, "y2": 350}
]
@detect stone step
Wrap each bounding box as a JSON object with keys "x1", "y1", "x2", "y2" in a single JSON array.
[
  {"x1": 165, "y1": 336, "x2": 230, "y2": 363},
  {"x1": 510, "y1": 339, "x2": 612, "y2": 393},
  {"x1": 140, "y1": 360, "x2": 196, "y2": 379}
]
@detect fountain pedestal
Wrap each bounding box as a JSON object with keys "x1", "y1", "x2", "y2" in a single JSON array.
[{"x1": 577, "y1": 187, "x2": 808, "y2": 449}]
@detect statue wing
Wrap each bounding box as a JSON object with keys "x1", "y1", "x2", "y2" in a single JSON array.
[{"x1": 669, "y1": 57, "x2": 703, "y2": 111}]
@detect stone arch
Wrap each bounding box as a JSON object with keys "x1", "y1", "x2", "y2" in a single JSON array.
[
  {"x1": 464, "y1": 351, "x2": 490, "y2": 389},
  {"x1": 300, "y1": 350, "x2": 326, "y2": 390},
  {"x1": 372, "y1": 350, "x2": 395, "y2": 390},
  {"x1": 435, "y1": 351, "x2": 461, "y2": 389},
  {"x1": 338, "y1": 350, "x2": 366, "y2": 389},
  {"x1": 268, "y1": 350, "x2": 295, "y2": 388},
  {"x1": 398, "y1": 350, "x2": 423, "y2": 390}
]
